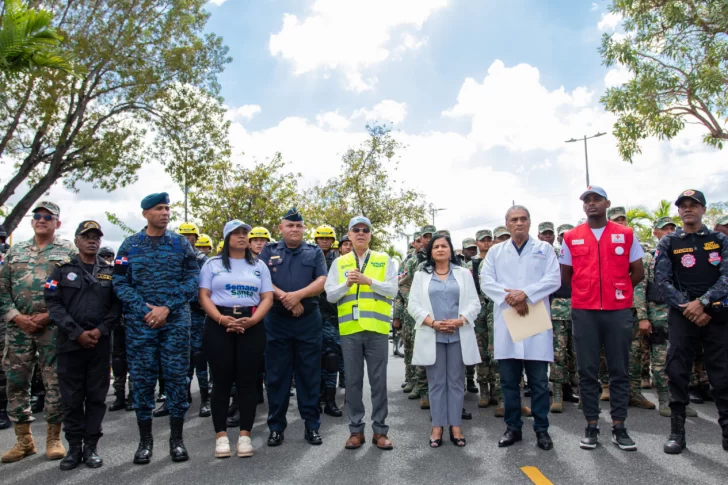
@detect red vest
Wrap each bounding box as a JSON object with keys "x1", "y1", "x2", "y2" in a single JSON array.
[{"x1": 564, "y1": 222, "x2": 635, "y2": 310}]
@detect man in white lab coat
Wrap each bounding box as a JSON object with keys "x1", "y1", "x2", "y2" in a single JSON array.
[{"x1": 481, "y1": 205, "x2": 561, "y2": 450}]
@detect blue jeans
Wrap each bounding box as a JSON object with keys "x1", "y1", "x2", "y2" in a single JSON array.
[{"x1": 498, "y1": 359, "x2": 549, "y2": 432}]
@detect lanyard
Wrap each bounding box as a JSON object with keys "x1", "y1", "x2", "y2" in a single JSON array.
[{"x1": 353, "y1": 250, "x2": 371, "y2": 299}]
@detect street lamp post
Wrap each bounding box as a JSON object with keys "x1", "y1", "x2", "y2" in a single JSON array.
[
  {"x1": 430, "y1": 207, "x2": 446, "y2": 225},
  {"x1": 565, "y1": 132, "x2": 606, "y2": 187}
]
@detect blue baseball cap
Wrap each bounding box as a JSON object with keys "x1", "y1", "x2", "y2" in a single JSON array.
[
  {"x1": 579, "y1": 185, "x2": 608, "y2": 201},
  {"x1": 348, "y1": 215, "x2": 372, "y2": 231},
  {"x1": 223, "y1": 220, "x2": 253, "y2": 240}
]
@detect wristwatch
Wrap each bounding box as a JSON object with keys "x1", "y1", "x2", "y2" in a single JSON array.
[{"x1": 699, "y1": 296, "x2": 710, "y2": 307}]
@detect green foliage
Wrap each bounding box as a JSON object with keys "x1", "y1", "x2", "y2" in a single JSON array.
[
  {"x1": 104, "y1": 211, "x2": 136, "y2": 236},
  {"x1": 600, "y1": 1, "x2": 728, "y2": 162},
  {"x1": 626, "y1": 204, "x2": 653, "y2": 243}
]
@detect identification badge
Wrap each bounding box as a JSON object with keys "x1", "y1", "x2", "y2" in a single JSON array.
[
  {"x1": 67, "y1": 272, "x2": 78, "y2": 281},
  {"x1": 708, "y1": 252, "x2": 722, "y2": 266},
  {"x1": 681, "y1": 254, "x2": 696, "y2": 268},
  {"x1": 572, "y1": 239, "x2": 584, "y2": 245},
  {"x1": 612, "y1": 234, "x2": 625, "y2": 243},
  {"x1": 352, "y1": 305, "x2": 359, "y2": 321},
  {"x1": 615, "y1": 246, "x2": 625, "y2": 256}
]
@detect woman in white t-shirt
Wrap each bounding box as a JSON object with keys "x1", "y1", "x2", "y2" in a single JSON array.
[{"x1": 198, "y1": 220, "x2": 273, "y2": 459}]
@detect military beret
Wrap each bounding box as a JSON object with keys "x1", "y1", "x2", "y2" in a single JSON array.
[
  {"x1": 462, "y1": 238, "x2": 477, "y2": 249},
  {"x1": 608, "y1": 206, "x2": 626, "y2": 220},
  {"x1": 493, "y1": 226, "x2": 510, "y2": 238},
  {"x1": 420, "y1": 224, "x2": 436, "y2": 236},
  {"x1": 141, "y1": 192, "x2": 170, "y2": 210},
  {"x1": 282, "y1": 207, "x2": 304, "y2": 222},
  {"x1": 557, "y1": 224, "x2": 574, "y2": 236},
  {"x1": 654, "y1": 217, "x2": 676, "y2": 229},
  {"x1": 538, "y1": 222, "x2": 555, "y2": 234},
  {"x1": 476, "y1": 229, "x2": 492, "y2": 241}
]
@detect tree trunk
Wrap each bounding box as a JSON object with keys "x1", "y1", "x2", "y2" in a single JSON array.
[
  {"x1": 0, "y1": 120, "x2": 50, "y2": 208},
  {"x1": 0, "y1": 80, "x2": 35, "y2": 160}
]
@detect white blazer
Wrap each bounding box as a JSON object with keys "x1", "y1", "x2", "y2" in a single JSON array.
[{"x1": 408, "y1": 266, "x2": 482, "y2": 366}]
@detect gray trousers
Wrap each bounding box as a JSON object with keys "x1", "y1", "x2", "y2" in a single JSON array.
[
  {"x1": 341, "y1": 331, "x2": 389, "y2": 435},
  {"x1": 426, "y1": 341, "x2": 465, "y2": 427}
]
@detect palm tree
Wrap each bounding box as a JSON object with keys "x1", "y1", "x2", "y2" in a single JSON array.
[
  {"x1": 652, "y1": 199, "x2": 681, "y2": 225},
  {"x1": 626, "y1": 205, "x2": 653, "y2": 245},
  {"x1": 0, "y1": 0, "x2": 76, "y2": 76}
]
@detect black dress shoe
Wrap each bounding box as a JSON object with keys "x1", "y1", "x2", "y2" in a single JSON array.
[
  {"x1": 267, "y1": 431, "x2": 284, "y2": 447},
  {"x1": 83, "y1": 443, "x2": 104, "y2": 468},
  {"x1": 536, "y1": 431, "x2": 553, "y2": 450},
  {"x1": 305, "y1": 428, "x2": 323, "y2": 445},
  {"x1": 461, "y1": 408, "x2": 472, "y2": 420},
  {"x1": 60, "y1": 445, "x2": 83, "y2": 471},
  {"x1": 498, "y1": 429, "x2": 522, "y2": 448}
]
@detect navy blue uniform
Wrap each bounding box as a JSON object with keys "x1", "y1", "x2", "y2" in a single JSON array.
[
  {"x1": 259, "y1": 241, "x2": 327, "y2": 432},
  {"x1": 189, "y1": 249, "x2": 209, "y2": 391},
  {"x1": 112, "y1": 230, "x2": 199, "y2": 421}
]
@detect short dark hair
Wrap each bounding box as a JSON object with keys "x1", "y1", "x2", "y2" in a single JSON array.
[
  {"x1": 221, "y1": 232, "x2": 255, "y2": 270},
  {"x1": 421, "y1": 234, "x2": 459, "y2": 274}
]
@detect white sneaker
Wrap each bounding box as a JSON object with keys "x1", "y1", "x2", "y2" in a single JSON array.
[
  {"x1": 237, "y1": 436, "x2": 254, "y2": 457},
  {"x1": 215, "y1": 436, "x2": 231, "y2": 458}
]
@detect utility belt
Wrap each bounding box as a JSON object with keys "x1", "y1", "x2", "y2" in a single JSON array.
[
  {"x1": 646, "y1": 281, "x2": 665, "y2": 303},
  {"x1": 215, "y1": 305, "x2": 256, "y2": 318},
  {"x1": 712, "y1": 298, "x2": 728, "y2": 309}
]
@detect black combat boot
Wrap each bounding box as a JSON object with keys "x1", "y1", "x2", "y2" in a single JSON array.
[
  {"x1": 323, "y1": 388, "x2": 342, "y2": 417},
  {"x1": 663, "y1": 414, "x2": 686, "y2": 455},
  {"x1": 109, "y1": 391, "x2": 126, "y2": 412},
  {"x1": 133, "y1": 420, "x2": 153, "y2": 464},
  {"x1": 125, "y1": 389, "x2": 134, "y2": 411},
  {"x1": 60, "y1": 442, "x2": 83, "y2": 471},
  {"x1": 199, "y1": 388, "x2": 211, "y2": 418},
  {"x1": 152, "y1": 400, "x2": 169, "y2": 418},
  {"x1": 169, "y1": 417, "x2": 189, "y2": 462},
  {"x1": 0, "y1": 400, "x2": 11, "y2": 429},
  {"x1": 82, "y1": 437, "x2": 104, "y2": 468}
]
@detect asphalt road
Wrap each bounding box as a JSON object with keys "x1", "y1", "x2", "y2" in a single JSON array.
[{"x1": 1, "y1": 351, "x2": 726, "y2": 485}]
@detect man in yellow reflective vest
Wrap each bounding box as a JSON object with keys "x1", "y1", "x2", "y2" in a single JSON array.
[{"x1": 325, "y1": 216, "x2": 398, "y2": 451}]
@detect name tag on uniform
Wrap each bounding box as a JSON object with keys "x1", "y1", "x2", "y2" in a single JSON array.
[
  {"x1": 352, "y1": 305, "x2": 359, "y2": 321},
  {"x1": 572, "y1": 239, "x2": 584, "y2": 245},
  {"x1": 612, "y1": 234, "x2": 625, "y2": 243},
  {"x1": 98, "y1": 274, "x2": 112, "y2": 280}
]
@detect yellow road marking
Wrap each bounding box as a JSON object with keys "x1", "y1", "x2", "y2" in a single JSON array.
[{"x1": 521, "y1": 466, "x2": 554, "y2": 485}]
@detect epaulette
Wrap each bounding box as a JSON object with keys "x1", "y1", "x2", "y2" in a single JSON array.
[{"x1": 56, "y1": 256, "x2": 73, "y2": 267}]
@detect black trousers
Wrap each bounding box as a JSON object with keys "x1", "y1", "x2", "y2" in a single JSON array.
[
  {"x1": 572, "y1": 309, "x2": 633, "y2": 422},
  {"x1": 666, "y1": 308, "x2": 728, "y2": 433},
  {"x1": 203, "y1": 317, "x2": 266, "y2": 433},
  {"x1": 57, "y1": 338, "x2": 111, "y2": 444},
  {"x1": 111, "y1": 324, "x2": 128, "y2": 395}
]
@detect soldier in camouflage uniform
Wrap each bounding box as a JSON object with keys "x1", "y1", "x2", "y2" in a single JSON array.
[
  {"x1": 544, "y1": 223, "x2": 579, "y2": 413},
  {"x1": 0, "y1": 224, "x2": 10, "y2": 430},
  {"x1": 113, "y1": 193, "x2": 199, "y2": 464},
  {"x1": 462, "y1": 237, "x2": 479, "y2": 394},
  {"x1": 395, "y1": 231, "x2": 421, "y2": 390},
  {"x1": 0, "y1": 201, "x2": 76, "y2": 463}
]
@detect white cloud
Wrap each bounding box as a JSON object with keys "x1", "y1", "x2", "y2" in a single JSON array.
[
  {"x1": 591, "y1": 3, "x2": 599, "y2": 11},
  {"x1": 353, "y1": 100, "x2": 408, "y2": 124},
  {"x1": 269, "y1": 0, "x2": 448, "y2": 92},
  {"x1": 316, "y1": 111, "x2": 351, "y2": 131},
  {"x1": 604, "y1": 64, "x2": 632, "y2": 88},
  {"x1": 208, "y1": 0, "x2": 228, "y2": 6},
  {"x1": 597, "y1": 11, "x2": 622, "y2": 32},
  {"x1": 227, "y1": 104, "x2": 261, "y2": 122}
]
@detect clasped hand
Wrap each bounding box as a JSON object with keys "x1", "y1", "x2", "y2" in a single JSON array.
[
  {"x1": 505, "y1": 289, "x2": 529, "y2": 317},
  {"x1": 13, "y1": 313, "x2": 51, "y2": 333},
  {"x1": 278, "y1": 291, "x2": 304, "y2": 317},
  {"x1": 346, "y1": 268, "x2": 372, "y2": 287},
  {"x1": 219, "y1": 315, "x2": 258, "y2": 334},
  {"x1": 144, "y1": 304, "x2": 169, "y2": 328},
  {"x1": 433, "y1": 319, "x2": 463, "y2": 333},
  {"x1": 680, "y1": 300, "x2": 711, "y2": 327},
  {"x1": 77, "y1": 328, "x2": 101, "y2": 348}
]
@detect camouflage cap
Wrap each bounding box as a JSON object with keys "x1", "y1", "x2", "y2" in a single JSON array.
[
  {"x1": 462, "y1": 237, "x2": 477, "y2": 249},
  {"x1": 493, "y1": 226, "x2": 510, "y2": 238},
  {"x1": 716, "y1": 215, "x2": 728, "y2": 227},
  {"x1": 476, "y1": 229, "x2": 493, "y2": 241},
  {"x1": 653, "y1": 217, "x2": 676, "y2": 229},
  {"x1": 557, "y1": 223, "x2": 574, "y2": 236},
  {"x1": 420, "y1": 224, "x2": 436, "y2": 236},
  {"x1": 608, "y1": 206, "x2": 626, "y2": 220},
  {"x1": 413, "y1": 231, "x2": 422, "y2": 240},
  {"x1": 32, "y1": 200, "x2": 60, "y2": 216},
  {"x1": 436, "y1": 229, "x2": 451, "y2": 237},
  {"x1": 538, "y1": 222, "x2": 555, "y2": 234}
]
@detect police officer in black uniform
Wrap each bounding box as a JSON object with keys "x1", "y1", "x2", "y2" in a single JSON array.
[
  {"x1": 655, "y1": 190, "x2": 728, "y2": 454},
  {"x1": 44, "y1": 221, "x2": 121, "y2": 470},
  {"x1": 259, "y1": 208, "x2": 328, "y2": 447}
]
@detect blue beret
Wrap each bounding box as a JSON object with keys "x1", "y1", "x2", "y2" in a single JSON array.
[
  {"x1": 141, "y1": 192, "x2": 170, "y2": 210},
  {"x1": 282, "y1": 207, "x2": 304, "y2": 222}
]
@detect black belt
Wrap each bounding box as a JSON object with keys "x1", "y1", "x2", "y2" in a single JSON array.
[{"x1": 215, "y1": 305, "x2": 256, "y2": 317}]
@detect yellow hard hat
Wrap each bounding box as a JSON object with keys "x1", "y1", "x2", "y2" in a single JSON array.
[
  {"x1": 196, "y1": 234, "x2": 212, "y2": 248},
  {"x1": 249, "y1": 226, "x2": 272, "y2": 241},
  {"x1": 314, "y1": 225, "x2": 336, "y2": 240},
  {"x1": 177, "y1": 222, "x2": 200, "y2": 236},
  {"x1": 332, "y1": 240, "x2": 339, "y2": 250},
  {"x1": 217, "y1": 240, "x2": 224, "y2": 254}
]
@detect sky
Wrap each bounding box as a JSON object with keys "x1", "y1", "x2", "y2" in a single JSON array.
[{"x1": 6, "y1": 0, "x2": 728, "y2": 252}]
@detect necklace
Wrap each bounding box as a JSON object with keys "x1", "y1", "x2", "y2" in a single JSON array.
[{"x1": 434, "y1": 267, "x2": 450, "y2": 276}]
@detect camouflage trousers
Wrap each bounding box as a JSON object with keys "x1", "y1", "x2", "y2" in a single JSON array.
[
  {"x1": 486, "y1": 310, "x2": 501, "y2": 399},
  {"x1": 641, "y1": 334, "x2": 651, "y2": 380},
  {"x1": 475, "y1": 326, "x2": 496, "y2": 387},
  {"x1": 321, "y1": 317, "x2": 341, "y2": 389},
  {"x1": 402, "y1": 313, "x2": 415, "y2": 383},
  {"x1": 2, "y1": 323, "x2": 62, "y2": 424},
  {"x1": 690, "y1": 345, "x2": 709, "y2": 388},
  {"x1": 0, "y1": 318, "x2": 6, "y2": 402},
  {"x1": 127, "y1": 319, "x2": 191, "y2": 421},
  {"x1": 188, "y1": 310, "x2": 209, "y2": 391},
  {"x1": 549, "y1": 319, "x2": 578, "y2": 387},
  {"x1": 649, "y1": 321, "x2": 668, "y2": 394}
]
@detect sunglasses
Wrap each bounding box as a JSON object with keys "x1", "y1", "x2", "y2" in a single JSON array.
[
  {"x1": 33, "y1": 214, "x2": 55, "y2": 221},
  {"x1": 351, "y1": 227, "x2": 371, "y2": 234}
]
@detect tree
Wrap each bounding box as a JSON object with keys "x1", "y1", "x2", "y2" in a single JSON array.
[
  {"x1": 302, "y1": 125, "x2": 428, "y2": 249},
  {"x1": 626, "y1": 204, "x2": 653, "y2": 243},
  {"x1": 0, "y1": 0, "x2": 230, "y2": 234},
  {"x1": 0, "y1": 0, "x2": 77, "y2": 77},
  {"x1": 600, "y1": 1, "x2": 728, "y2": 162},
  {"x1": 705, "y1": 201, "x2": 728, "y2": 228}
]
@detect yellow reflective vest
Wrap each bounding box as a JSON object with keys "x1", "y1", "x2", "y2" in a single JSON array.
[{"x1": 336, "y1": 250, "x2": 392, "y2": 336}]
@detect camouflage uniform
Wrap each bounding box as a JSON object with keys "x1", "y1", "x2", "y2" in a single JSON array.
[
  {"x1": 550, "y1": 249, "x2": 577, "y2": 388},
  {"x1": 112, "y1": 229, "x2": 199, "y2": 421},
  {"x1": 0, "y1": 236, "x2": 76, "y2": 424},
  {"x1": 630, "y1": 253, "x2": 650, "y2": 395},
  {"x1": 400, "y1": 247, "x2": 428, "y2": 392},
  {"x1": 188, "y1": 248, "x2": 209, "y2": 393}
]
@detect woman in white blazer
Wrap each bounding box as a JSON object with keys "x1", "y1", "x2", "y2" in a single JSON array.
[{"x1": 408, "y1": 235, "x2": 481, "y2": 448}]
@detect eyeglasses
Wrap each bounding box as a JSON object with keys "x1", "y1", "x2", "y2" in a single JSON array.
[
  {"x1": 351, "y1": 227, "x2": 371, "y2": 234},
  {"x1": 33, "y1": 214, "x2": 55, "y2": 221}
]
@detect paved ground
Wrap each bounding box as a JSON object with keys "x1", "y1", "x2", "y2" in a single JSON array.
[{"x1": 1, "y1": 352, "x2": 726, "y2": 485}]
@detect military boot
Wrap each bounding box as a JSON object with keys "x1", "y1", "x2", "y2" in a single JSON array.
[
  {"x1": 0, "y1": 401, "x2": 11, "y2": 429},
  {"x1": 109, "y1": 391, "x2": 126, "y2": 412},
  {"x1": 408, "y1": 387, "x2": 420, "y2": 400},
  {"x1": 125, "y1": 387, "x2": 134, "y2": 412},
  {"x1": 134, "y1": 419, "x2": 153, "y2": 465},
  {"x1": 562, "y1": 384, "x2": 580, "y2": 403},
  {"x1": 478, "y1": 386, "x2": 490, "y2": 408},
  {"x1": 420, "y1": 392, "x2": 430, "y2": 410},
  {"x1": 46, "y1": 423, "x2": 66, "y2": 460},
  {"x1": 82, "y1": 437, "x2": 103, "y2": 468},
  {"x1": 629, "y1": 392, "x2": 656, "y2": 409},
  {"x1": 494, "y1": 397, "x2": 505, "y2": 418},
  {"x1": 323, "y1": 388, "x2": 342, "y2": 417},
  {"x1": 550, "y1": 385, "x2": 563, "y2": 413},
  {"x1": 169, "y1": 417, "x2": 189, "y2": 462},
  {"x1": 59, "y1": 443, "x2": 83, "y2": 471},
  {"x1": 663, "y1": 414, "x2": 686, "y2": 454},
  {"x1": 338, "y1": 372, "x2": 346, "y2": 389},
  {"x1": 489, "y1": 384, "x2": 499, "y2": 405},
  {"x1": 467, "y1": 378, "x2": 478, "y2": 394},
  {"x1": 152, "y1": 400, "x2": 169, "y2": 418},
  {"x1": 199, "y1": 388, "x2": 211, "y2": 418},
  {"x1": 1, "y1": 423, "x2": 36, "y2": 463},
  {"x1": 658, "y1": 391, "x2": 671, "y2": 417},
  {"x1": 600, "y1": 384, "x2": 610, "y2": 401},
  {"x1": 402, "y1": 381, "x2": 415, "y2": 394}
]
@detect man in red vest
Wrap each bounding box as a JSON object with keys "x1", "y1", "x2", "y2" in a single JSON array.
[{"x1": 559, "y1": 186, "x2": 645, "y2": 451}]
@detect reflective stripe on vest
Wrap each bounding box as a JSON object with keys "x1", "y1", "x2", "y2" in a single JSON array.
[{"x1": 336, "y1": 251, "x2": 392, "y2": 335}]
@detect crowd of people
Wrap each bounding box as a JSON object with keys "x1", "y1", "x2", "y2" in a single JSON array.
[{"x1": 0, "y1": 185, "x2": 726, "y2": 472}]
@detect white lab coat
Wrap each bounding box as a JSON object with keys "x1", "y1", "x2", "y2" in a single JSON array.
[
  {"x1": 408, "y1": 266, "x2": 482, "y2": 366},
  {"x1": 480, "y1": 238, "x2": 561, "y2": 362}
]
